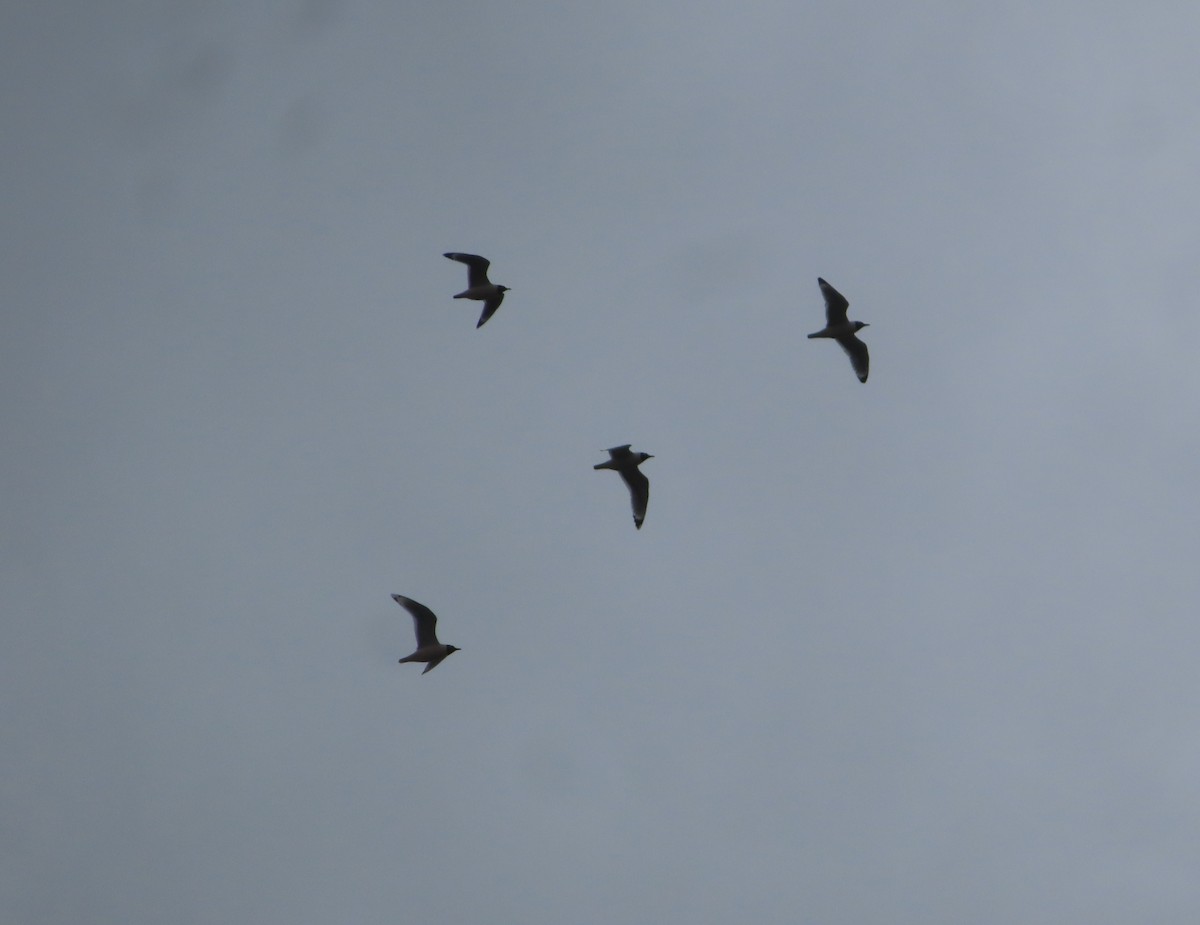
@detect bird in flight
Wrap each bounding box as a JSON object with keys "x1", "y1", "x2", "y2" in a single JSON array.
[
  {"x1": 392, "y1": 594, "x2": 460, "y2": 674},
  {"x1": 443, "y1": 252, "x2": 510, "y2": 328},
  {"x1": 594, "y1": 445, "x2": 654, "y2": 529},
  {"x1": 807, "y1": 278, "x2": 869, "y2": 383}
]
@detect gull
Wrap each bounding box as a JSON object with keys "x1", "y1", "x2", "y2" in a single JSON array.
[
  {"x1": 808, "y1": 277, "x2": 869, "y2": 383},
  {"x1": 392, "y1": 594, "x2": 460, "y2": 674},
  {"x1": 443, "y1": 252, "x2": 510, "y2": 328},
  {"x1": 594, "y1": 445, "x2": 654, "y2": 529}
]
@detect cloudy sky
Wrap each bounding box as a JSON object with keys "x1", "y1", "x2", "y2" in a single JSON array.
[{"x1": 5, "y1": 1, "x2": 1200, "y2": 922}]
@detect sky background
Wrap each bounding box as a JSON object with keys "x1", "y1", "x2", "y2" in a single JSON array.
[{"x1": 4, "y1": 1, "x2": 1200, "y2": 922}]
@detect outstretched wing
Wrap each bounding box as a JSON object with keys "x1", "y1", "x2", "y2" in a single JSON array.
[
  {"x1": 620, "y1": 468, "x2": 650, "y2": 529},
  {"x1": 421, "y1": 655, "x2": 448, "y2": 675},
  {"x1": 818, "y1": 278, "x2": 850, "y2": 326},
  {"x1": 444, "y1": 252, "x2": 492, "y2": 289},
  {"x1": 837, "y1": 334, "x2": 869, "y2": 383},
  {"x1": 392, "y1": 594, "x2": 440, "y2": 648},
  {"x1": 476, "y1": 291, "x2": 505, "y2": 328}
]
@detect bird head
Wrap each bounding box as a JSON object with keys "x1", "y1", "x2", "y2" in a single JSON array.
[
  {"x1": 853, "y1": 321, "x2": 869, "y2": 331},
  {"x1": 498, "y1": 285, "x2": 511, "y2": 293},
  {"x1": 447, "y1": 645, "x2": 461, "y2": 654},
  {"x1": 639, "y1": 453, "x2": 655, "y2": 463}
]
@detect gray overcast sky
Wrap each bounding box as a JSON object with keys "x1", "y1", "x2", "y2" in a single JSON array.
[{"x1": 4, "y1": 1, "x2": 1200, "y2": 922}]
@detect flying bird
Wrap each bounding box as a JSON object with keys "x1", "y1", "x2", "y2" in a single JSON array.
[
  {"x1": 392, "y1": 594, "x2": 460, "y2": 674},
  {"x1": 443, "y1": 252, "x2": 510, "y2": 328},
  {"x1": 808, "y1": 277, "x2": 870, "y2": 382},
  {"x1": 594, "y1": 445, "x2": 654, "y2": 529}
]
